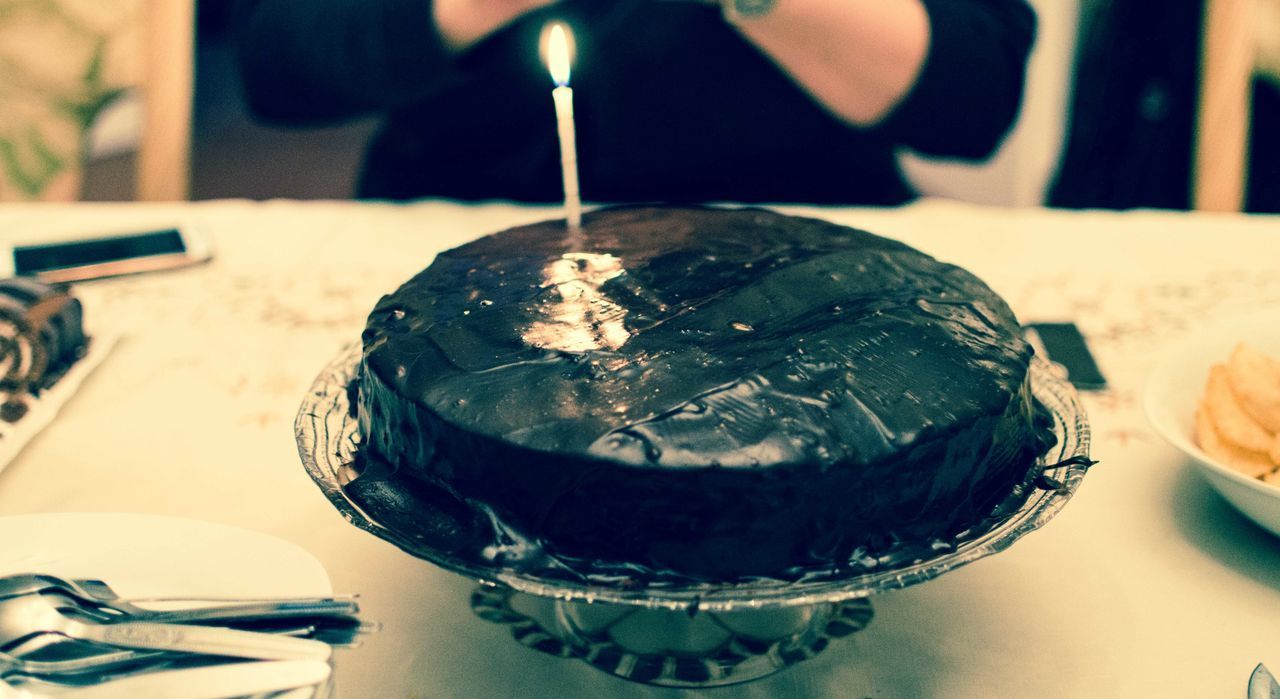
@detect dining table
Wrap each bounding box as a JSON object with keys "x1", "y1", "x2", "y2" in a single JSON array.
[{"x1": 0, "y1": 197, "x2": 1277, "y2": 698}]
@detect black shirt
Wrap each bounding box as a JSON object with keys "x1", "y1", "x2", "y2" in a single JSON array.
[{"x1": 236, "y1": 0, "x2": 1035, "y2": 205}]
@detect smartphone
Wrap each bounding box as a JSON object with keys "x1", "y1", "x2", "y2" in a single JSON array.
[
  {"x1": 1024, "y1": 322, "x2": 1108, "y2": 391},
  {"x1": 0, "y1": 226, "x2": 213, "y2": 283}
]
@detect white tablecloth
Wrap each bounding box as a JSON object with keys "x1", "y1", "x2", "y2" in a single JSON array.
[{"x1": 1, "y1": 198, "x2": 1278, "y2": 697}]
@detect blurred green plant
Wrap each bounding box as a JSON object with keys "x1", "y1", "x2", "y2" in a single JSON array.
[{"x1": 0, "y1": 0, "x2": 139, "y2": 200}]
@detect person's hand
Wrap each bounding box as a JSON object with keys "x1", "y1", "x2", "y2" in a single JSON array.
[{"x1": 434, "y1": 0, "x2": 560, "y2": 52}]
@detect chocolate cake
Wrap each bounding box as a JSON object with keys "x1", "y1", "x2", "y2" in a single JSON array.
[
  {"x1": 357, "y1": 206, "x2": 1055, "y2": 580},
  {"x1": 0, "y1": 278, "x2": 87, "y2": 421}
]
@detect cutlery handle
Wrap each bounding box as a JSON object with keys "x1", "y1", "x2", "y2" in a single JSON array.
[
  {"x1": 123, "y1": 593, "x2": 357, "y2": 604},
  {"x1": 131, "y1": 599, "x2": 359, "y2": 624},
  {"x1": 79, "y1": 620, "x2": 332, "y2": 661},
  {"x1": 60, "y1": 660, "x2": 331, "y2": 699},
  {"x1": 72, "y1": 578, "x2": 356, "y2": 605}
]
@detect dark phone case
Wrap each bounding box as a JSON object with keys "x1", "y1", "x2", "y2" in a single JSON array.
[{"x1": 1025, "y1": 322, "x2": 1107, "y2": 390}]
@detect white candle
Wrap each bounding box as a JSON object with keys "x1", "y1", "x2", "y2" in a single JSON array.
[{"x1": 545, "y1": 23, "x2": 581, "y2": 232}]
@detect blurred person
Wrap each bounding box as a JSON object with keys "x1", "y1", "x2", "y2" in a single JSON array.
[
  {"x1": 1253, "y1": 0, "x2": 1280, "y2": 213},
  {"x1": 1050, "y1": 0, "x2": 1279, "y2": 213},
  {"x1": 234, "y1": 0, "x2": 1034, "y2": 205}
]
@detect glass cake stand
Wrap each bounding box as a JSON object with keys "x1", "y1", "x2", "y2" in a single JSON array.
[{"x1": 296, "y1": 344, "x2": 1092, "y2": 688}]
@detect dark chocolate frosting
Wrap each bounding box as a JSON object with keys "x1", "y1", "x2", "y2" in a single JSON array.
[
  {"x1": 0, "y1": 278, "x2": 86, "y2": 421},
  {"x1": 358, "y1": 206, "x2": 1053, "y2": 579},
  {"x1": 0, "y1": 278, "x2": 85, "y2": 372},
  {"x1": 0, "y1": 277, "x2": 83, "y2": 386}
]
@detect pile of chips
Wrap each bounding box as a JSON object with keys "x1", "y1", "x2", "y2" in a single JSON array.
[{"x1": 1194, "y1": 343, "x2": 1280, "y2": 485}]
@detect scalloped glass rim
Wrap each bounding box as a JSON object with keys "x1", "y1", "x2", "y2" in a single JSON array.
[{"x1": 297, "y1": 344, "x2": 1091, "y2": 612}]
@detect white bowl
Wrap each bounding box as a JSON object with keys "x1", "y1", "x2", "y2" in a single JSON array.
[{"x1": 1144, "y1": 311, "x2": 1280, "y2": 538}]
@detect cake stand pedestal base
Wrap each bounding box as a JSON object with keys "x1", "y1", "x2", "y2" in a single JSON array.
[
  {"x1": 470, "y1": 585, "x2": 874, "y2": 688},
  {"x1": 299, "y1": 348, "x2": 1091, "y2": 688}
]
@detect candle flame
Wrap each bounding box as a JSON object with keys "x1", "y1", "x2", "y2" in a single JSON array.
[{"x1": 545, "y1": 22, "x2": 573, "y2": 86}]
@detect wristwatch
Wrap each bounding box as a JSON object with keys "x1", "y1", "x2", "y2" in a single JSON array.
[{"x1": 720, "y1": 0, "x2": 777, "y2": 21}]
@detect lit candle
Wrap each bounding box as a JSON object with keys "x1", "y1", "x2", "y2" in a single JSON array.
[{"x1": 544, "y1": 22, "x2": 581, "y2": 232}]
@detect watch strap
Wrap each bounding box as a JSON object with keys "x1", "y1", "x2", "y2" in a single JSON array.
[{"x1": 720, "y1": 0, "x2": 778, "y2": 22}]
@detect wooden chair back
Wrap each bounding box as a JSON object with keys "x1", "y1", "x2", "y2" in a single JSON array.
[
  {"x1": 137, "y1": 0, "x2": 195, "y2": 201},
  {"x1": 1194, "y1": 0, "x2": 1258, "y2": 211}
]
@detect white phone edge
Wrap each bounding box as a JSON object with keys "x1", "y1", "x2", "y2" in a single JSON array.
[{"x1": 0, "y1": 222, "x2": 213, "y2": 282}]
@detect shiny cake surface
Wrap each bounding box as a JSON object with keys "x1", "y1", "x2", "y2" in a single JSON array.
[{"x1": 358, "y1": 206, "x2": 1053, "y2": 579}]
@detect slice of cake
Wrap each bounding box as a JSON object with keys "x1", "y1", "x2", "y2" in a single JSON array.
[
  {"x1": 0, "y1": 278, "x2": 87, "y2": 422},
  {"x1": 356, "y1": 206, "x2": 1055, "y2": 580}
]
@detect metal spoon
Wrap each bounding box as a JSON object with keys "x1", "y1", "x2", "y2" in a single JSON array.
[
  {"x1": 0, "y1": 620, "x2": 345, "y2": 683},
  {"x1": 0, "y1": 659, "x2": 331, "y2": 699},
  {"x1": 0, "y1": 575, "x2": 358, "y2": 625},
  {"x1": 0, "y1": 642, "x2": 158, "y2": 679},
  {"x1": 0, "y1": 575, "x2": 104, "y2": 604},
  {"x1": 74, "y1": 577, "x2": 357, "y2": 606},
  {"x1": 62, "y1": 594, "x2": 360, "y2": 627},
  {"x1": 0, "y1": 593, "x2": 331, "y2": 662}
]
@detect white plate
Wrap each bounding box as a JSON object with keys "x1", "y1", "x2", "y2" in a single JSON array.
[
  {"x1": 0, "y1": 513, "x2": 331, "y2": 599},
  {"x1": 1144, "y1": 311, "x2": 1280, "y2": 538}
]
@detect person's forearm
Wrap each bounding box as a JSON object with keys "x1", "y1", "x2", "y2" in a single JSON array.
[{"x1": 724, "y1": 0, "x2": 930, "y2": 126}]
